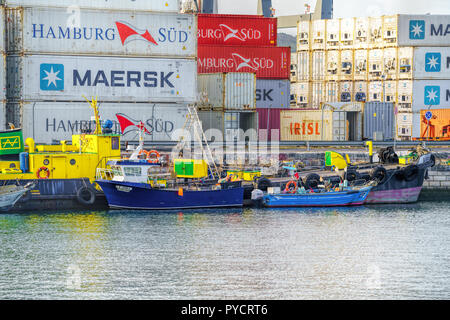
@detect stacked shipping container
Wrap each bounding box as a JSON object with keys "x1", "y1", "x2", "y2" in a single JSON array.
[
  {"x1": 0, "y1": 7, "x2": 5, "y2": 130},
  {"x1": 293, "y1": 14, "x2": 450, "y2": 141},
  {"x1": 3, "y1": 1, "x2": 197, "y2": 144}
]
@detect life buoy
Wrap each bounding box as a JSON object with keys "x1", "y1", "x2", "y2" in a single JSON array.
[
  {"x1": 76, "y1": 187, "x2": 96, "y2": 206},
  {"x1": 285, "y1": 181, "x2": 298, "y2": 194},
  {"x1": 36, "y1": 167, "x2": 50, "y2": 179},
  {"x1": 139, "y1": 150, "x2": 160, "y2": 164}
]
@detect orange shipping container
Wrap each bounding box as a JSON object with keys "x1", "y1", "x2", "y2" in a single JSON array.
[{"x1": 419, "y1": 109, "x2": 450, "y2": 139}]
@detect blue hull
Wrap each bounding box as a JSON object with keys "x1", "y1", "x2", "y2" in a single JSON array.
[
  {"x1": 263, "y1": 187, "x2": 372, "y2": 208},
  {"x1": 96, "y1": 180, "x2": 244, "y2": 210}
]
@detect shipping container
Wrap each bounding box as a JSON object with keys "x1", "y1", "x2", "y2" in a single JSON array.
[
  {"x1": 383, "y1": 15, "x2": 399, "y2": 46},
  {"x1": 311, "y1": 19, "x2": 326, "y2": 50},
  {"x1": 197, "y1": 45, "x2": 290, "y2": 79},
  {"x1": 339, "y1": 81, "x2": 353, "y2": 102},
  {"x1": 256, "y1": 79, "x2": 290, "y2": 109},
  {"x1": 257, "y1": 108, "x2": 283, "y2": 141},
  {"x1": 290, "y1": 52, "x2": 298, "y2": 82},
  {"x1": 312, "y1": 50, "x2": 326, "y2": 81},
  {"x1": 291, "y1": 82, "x2": 309, "y2": 107},
  {"x1": 354, "y1": 81, "x2": 368, "y2": 102},
  {"x1": 326, "y1": 50, "x2": 340, "y2": 81},
  {"x1": 297, "y1": 20, "x2": 311, "y2": 51},
  {"x1": 413, "y1": 47, "x2": 450, "y2": 79},
  {"x1": 397, "y1": 80, "x2": 413, "y2": 112},
  {"x1": 7, "y1": 55, "x2": 197, "y2": 103},
  {"x1": 383, "y1": 47, "x2": 398, "y2": 80},
  {"x1": 384, "y1": 80, "x2": 397, "y2": 104},
  {"x1": 3, "y1": 0, "x2": 180, "y2": 12},
  {"x1": 326, "y1": 19, "x2": 340, "y2": 50},
  {"x1": 0, "y1": 7, "x2": 4, "y2": 53},
  {"x1": 197, "y1": 73, "x2": 256, "y2": 111},
  {"x1": 0, "y1": 100, "x2": 5, "y2": 131},
  {"x1": 12, "y1": 101, "x2": 189, "y2": 144},
  {"x1": 0, "y1": 53, "x2": 5, "y2": 99},
  {"x1": 368, "y1": 49, "x2": 383, "y2": 80},
  {"x1": 340, "y1": 18, "x2": 355, "y2": 49},
  {"x1": 397, "y1": 124, "x2": 412, "y2": 139},
  {"x1": 364, "y1": 102, "x2": 395, "y2": 140},
  {"x1": 368, "y1": 81, "x2": 383, "y2": 102},
  {"x1": 297, "y1": 51, "x2": 310, "y2": 81},
  {"x1": 398, "y1": 15, "x2": 450, "y2": 47},
  {"x1": 354, "y1": 49, "x2": 368, "y2": 80},
  {"x1": 354, "y1": 17, "x2": 369, "y2": 49},
  {"x1": 311, "y1": 81, "x2": 325, "y2": 109},
  {"x1": 397, "y1": 112, "x2": 413, "y2": 125},
  {"x1": 325, "y1": 81, "x2": 339, "y2": 103},
  {"x1": 340, "y1": 50, "x2": 354, "y2": 81},
  {"x1": 398, "y1": 47, "x2": 413, "y2": 79},
  {"x1": 369, "y1": 17, "x2": 383, "y2": 48},
  {"x1": 412, "y1": 80, "x2": 450, "y2": 110},
  {"x1": 280, "y1": 108, "x2": 362, "y2": 141},
  {"x1": 6, "y1": 7, "x2": 196, "y2": 58},
  {"x1": 414, "y1": 108, "x2": 450, "y2": 139},
  {"x1": 197, "y1": 14, "x2": 277, "y2": 46}
]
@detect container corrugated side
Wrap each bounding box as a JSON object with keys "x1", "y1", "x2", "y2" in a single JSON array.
[
  {"x1": 0, "y1": 53, "x2": 5, "y2": 99},
  {"x1": 412, "y1": 80, "x2": 450, "y2": 110},
  {"x1": 197, "y1": 14, "x2": 277, "y2": 46},
  {"x1": 197, "y1": 45, "x2": 290, "y2": 79},
  {"x1": 413, "y1": 47, "x2": 450, "y2": 79},
  {"x1": 0, "y1": 7, "x2": 4, "y2": 53},
  {"x1": 198, "y1": 110, "x2": 224, "y2": 136},
  {"x1": 398, "y1": 15, "x2": 450, "y2": 47},
  {"x1": 3, "y1": 0, "x2": 180, "y2": 12},
  {"x1": 256, "y1": 79, "x2": 290, "y2": 109},
  {"x1": 6, "y1": 7, "x2": 196, "y2": 58},
  {"x1": 281, "y1": 110, "x2": 333, "y2": 141},
  {"x1": 297, "y1": 51, "x2": 310, "y2": 81},
  {"x1": 257, "y1": 108, "x2": 283, "y2": 141},
  {"x1": 297, "y1": 20, "x2": 311, "y2": 51},
  {"x1": 312, "y1": 51, "x2": 325, "y2": 81},
  {"x1": 0, "y1": 100, "x2": 5, "y2": 131},
  {"x1": 363, "y1": 102, "x2": 395, "y2": 140},
  {"x1": 7, "y1": 55, "x2": 197, "y2": 103},
  {"x1": 15, "y1": 101, "x2": 188, "y2": 144}
]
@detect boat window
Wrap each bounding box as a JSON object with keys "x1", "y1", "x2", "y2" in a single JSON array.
[
  {"x1": 124, "y1": 167, "x2": 142, "y2": 177},
  {"x1": 111, "y1": 166, "x2": 123, "y2": 176},
  {"x1": 111, "y1": 137, "x2": 119, "y2": 150}
]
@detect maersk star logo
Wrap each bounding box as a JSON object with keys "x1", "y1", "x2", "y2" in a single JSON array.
[
  {"x1": 425, "y1": 53, "x2": 441, "y2": 72},
  {"x1": 424, "y1": 86, "x2": 440, "y2": 105},
  {"x1": 409, "y1": 20, "x2": 425, "y2": 40},
  {"x1": 40, "y1": 64, "x2": 64, "y2": 91}
]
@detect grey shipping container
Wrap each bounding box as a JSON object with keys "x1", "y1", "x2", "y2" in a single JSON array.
[
  {"x1": 0, "y1": 100, "x2": 5, "y2": 131},
  {"x1": 363, "y1": 102, "x2": 395, "y2": 141},
  {"x1": 0, "y1": 7, "x2": 4, "y2": 53},
  {"x1": 256, "y1": 79, "x2": 290, "y2": 109}
]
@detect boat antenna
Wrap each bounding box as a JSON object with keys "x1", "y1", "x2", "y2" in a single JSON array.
[{"x1": 83, "y1": 95, "x2": 101, "y2": 135}]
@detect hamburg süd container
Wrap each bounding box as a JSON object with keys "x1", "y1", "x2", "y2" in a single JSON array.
[
  {"x1": 291, "y1": 82, "x2": 309, "y2": 107},
  {"x1": 311, "y1": 19, "x2": 326, "y2": 50},
  {"x1": 398, "y1": 15, "x2": 450, "y2": 47},
  {"x1": 6, "y1": 7, "x2": 196, "y2": 58},
  {"x1": 197, "y1": 14, "x2": 277, "y2": 46},
  {"x1": 256, "y1": 79, "x2": 290, "y2": 109},
  {"x1": 413, "y1": 47, "x2": 450, "y2": 80},
  {"x1": 297, "y1": 51, "x2": 310, "y2": 81},
  {"x1": 326, "y1": 19, "x2": 340, "y2": 50},
  {"x1": 197, "y1": 45, "x2": 290, "y2": 79},
  {"x1": 354, "y1": 49, "x2": 368, "y2": 80},
  {"x1": 413, "y1": 108, "x2": 450, "y2": 139},
  {"x1": 297, "y1": 20, "x2": 311, "y2": 51},
  {"x1": 340, "y1": 18, "x2": 355, "y2": 49},
  {"x1": 12, "y1": 101, "x2": 189, "y2": 144},
  {"x1": 197, "y1": 73, "x2": 256, "y2": 111},
  {"x1": 7, "y1": 55, "x2": 197, "y2": 103},
  {"x1": 3, "y1": 0, "x2": 180, "y2": 12},
  {"x1": 363, "y1": 102, "x2": 395, "y2": 140},
  {"x1": 280, "y1": 108, "x2": 362, "y2": 142},
  {"x1": 312, "y1": 50, "x2": 326, "y2": 81},
  {"x1": 354, "y1": 17, "x2": 369, "y2": 49}
]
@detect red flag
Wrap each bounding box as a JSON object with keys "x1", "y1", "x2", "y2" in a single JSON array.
[
  {"x1": 116, "y1": 113, "x2": 151, "y2": 135},
  {"x1": 115, "y1": 21, "x2": 158, "y2": 46}
]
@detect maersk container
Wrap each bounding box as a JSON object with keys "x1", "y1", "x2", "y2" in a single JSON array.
[
  {"x1": 354, "y1": 81, "x2": 368, "y2": 102},
  {"x1": 291, "y1": 82, "x2": 309, "y2": 107},
  {"x1": 7, "y1": 55, "x2": 197, "y2": 103},
  {"x1": 297, "y1": 20, "x2": 311, "y2": 51},
  {"x1": 340, "y1": 50, "x2": 353, "y2": 81},
  {"x1": 383, "y1": 48, "x2": 398, "y2": 80},
  {"x1": 326, "y1": 50, "x2": 340, "y2": 81},
  {"x1": 398, "y1": 15, "x2": 450, "y2": 47},
  {"x1": 398, "y1": 47, "x2": 413, "y2": 80},
  {"x1": 413, "y1": 47, "x2": 450, "y2": 79},
  {"x1": 197, "y1": 73, "x2": 256, "y2": 111},
  {"x1": 312, "y1": 51, "x2": 325, "y2": 81},
  {"x1": 6, "y1": 7, "x2": 196, "y2": 58},
  {"x1": 412, "y1": 80, "x2": 450, "y2": 110},
  {"x1": 297, "y1": 51, "x2": 310, "y2": 81},
  {"x1": 3, "y1": 0, "x2": 180, "y2": 12},
  {"x1": 354, "y1": 17, "x2": 369, "y2": 49},
  {"x1": 256, "y1": 80, "x2": 290, "y2": 109},
  {"x1": 311, "y1": 19, "x2": 326, "y2": 50},
  {"x1": 326, "y1": 19, "x2": 340, "y2": 50},
  {"x1": 14, "y1": 101, "x2": 189, "y2": 144},
  {"x1": 368, "y1": 49, "x2": 383, "y2": 80},
  {"x1": 364, "y1": 102, "x2": 395, "y2": 140},
  {"x1": 340, "y1": 18, "x2": 355, "y2": 49},
  {"x1": 354, "y1": 49, "x2": 368, "y2": 80},
  {"x1": 197, "y1": 14, "x2": 277, "y2": 46},
  {"x1": 369, "y1": 17, "x2": 383, "y2": 48},
  {"x1": 368, "y1": 81, "x2": 383, "y2": 102},
  {"x1": 197, "y1": 45, "x2": 290, "y2": 79}
]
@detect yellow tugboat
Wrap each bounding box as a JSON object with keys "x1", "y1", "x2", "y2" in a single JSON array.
[{"x1": 0, "y1": 98, "x2": 121, "y2": 211}]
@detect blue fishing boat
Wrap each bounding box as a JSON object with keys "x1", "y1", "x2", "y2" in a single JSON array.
[{"x1": 262, "y1": 186, "x2": 372, "y2": 208}]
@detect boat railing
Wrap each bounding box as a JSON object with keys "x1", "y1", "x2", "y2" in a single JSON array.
[{"x1": 96, "y1": 168, "x2": 123, "y2": 181}]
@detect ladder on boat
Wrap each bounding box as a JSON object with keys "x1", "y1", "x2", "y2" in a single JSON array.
[{"x1": 173, "y1": 104, "x2": 221, "y2": 180}]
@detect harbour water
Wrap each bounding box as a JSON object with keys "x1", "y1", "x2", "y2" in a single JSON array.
[{"x1": 0, "y1": 201, "x2": 449, "y2": 300}]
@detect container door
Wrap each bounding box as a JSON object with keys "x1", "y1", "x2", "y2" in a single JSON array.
[
  {"x1": 332, "y1": 112, "x2": 345, "y2": 141},
  {"x1": 51, "y1": 156, "x2": 66, "y2": 179}
]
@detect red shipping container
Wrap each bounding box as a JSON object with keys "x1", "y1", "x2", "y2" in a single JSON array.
[
  {"x1": 198, "y1": 14, "x2": 277, "y2": 46},
  {"x1": 198, "y1": 45, "x2": 291, "y2": 79},
  {"x1": 257, "y1": 108, "x2": 284, "y2": 141}
]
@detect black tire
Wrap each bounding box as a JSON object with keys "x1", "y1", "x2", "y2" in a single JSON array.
[
  {"x1": 370, "y1": 166, "x2": 387, "y2": 183},
  {"x1": 257, "y1": 177, "x2": 272, "y2": 192},
  {"x1": 76, "y1": 187, "x2": 96, "y2": 206},
  {"x1": 429, "y1": 154, "x2": 436, "y2": 167},
  {"x1": 403, "y1": 165, "x2": 419, "y2": 182},
  {"x1": 346, "y1": 171, "x2": 358, "y2": 182},
  {"x1": 304, "y1": 173, "x2": 320, "y2": 189},
  {"x1": 395, "y1": 169, "x2": 405, "y2": 181}
]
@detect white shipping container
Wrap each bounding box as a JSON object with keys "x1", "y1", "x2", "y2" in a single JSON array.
[
  {"x1": 0, "y1": 54, "x2": 5, "y2": 99},
  {"x1": 3, "y1": 0, "x2": 180, "y2": 12},
  {"x1": 368, "y1": 49, "x2": 383, "y2": 80},
  {"x1": 368, "y1": 81, "x2": 383, "y2": 102},
  {"x1": 398, "y1": 47, "x2": 413, "y2": 79},
  {"x1": 354, "y1": 81, "x2": 368, "y2": 102},
  {"x1": 340, "y1": 18, "x2": 355, "y2": 49},
  {"x1": 355, "y1": 17, "x2": 369, "y2": 49},
  {"x1": 291, "y1": 82, "x2": 309, "y2": 106},
  {"x1": 6, "y1": 7, "x2": 196, "y2": 57},
  {"x1": 397, "y1": 112, "x2": 413, "y2": 125},
  {"x1": 398, "y1": 80, "x2": 413, "y2": 112},
  {"x1": 297, "y1": 51, "x2": 310, "y2": 81},
  {"x1": 354, "y1": 49, "x2": 368, "y2": 80},
  {"x1": 18, "y1": 102, "x2": 188, "y2": 144},
  {"x1": 369, "y1": 17, "x2": 383, "y2": 47},
  {"x1": 340, "y1": 50, "x2": 353, "y2": 80},
  {"x1": 0, "y1": 101, "x2": 5, "y2": 131},
  {"x1": 0, "y1": 8, "x2": 4, "y2": 53},
  {"x1": 326, "y1": 50, "x2": 340, "y2": 81},
  {"x1": 297, "y1": 21, "x2": 311, "y2": 51},
  {"x1": 326, "y1": 19, "x2": 340, "y2": 50},
  {"x1": 339, "y1": 81, "x2": 353, "y2": 102},
  {"x1": 398, "y1": 15, "x2": 450, "y2": 47},
  {"x1": 383, "y1": 15, "x2": 398, "y2": 46},
  {"x1": 311, "y1": 81, "x2": 325, "y2": 109},
  {"x1": 412, "y1": 80, "x2": 450, "y2": 110},
  {"x1": 7, "y1": 55, "x2": 197, "y2": 102},
  {"x1": 325, "y1": 81, "x2": 339, "y2": 103},
  {"x1": 312, "y1": 20, "x2": 326, "y2": 50},
  {"x1": 413, "y1": 47, "x2": 450, "y2": 79},
  {"x1": 384, "y1": 81, "x2": 397, "y2": 104},
  {"x1": 383, "y1": 47, "x2": 397, "y2": 80},
  {"x1": 312, "y1": 51, "x2": 326, "y2": 81}
]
